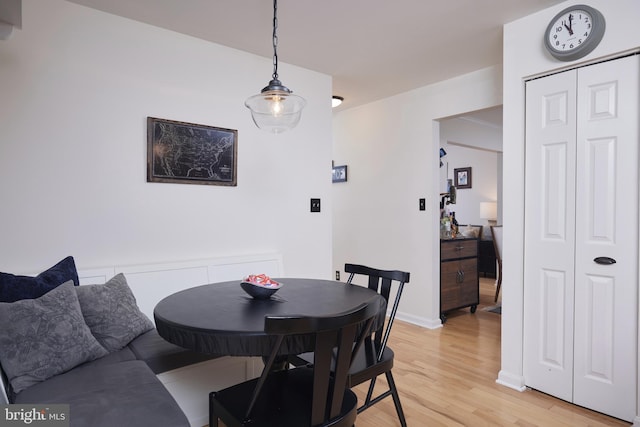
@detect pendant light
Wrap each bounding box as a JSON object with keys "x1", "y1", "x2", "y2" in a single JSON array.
[{"x1": 245, "y1": 0, "x2": 306, "y2": 134}]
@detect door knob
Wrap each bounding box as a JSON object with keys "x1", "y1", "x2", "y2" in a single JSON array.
[{"x1": 594, "y1": 257, "x2": 616, "y2": 265}]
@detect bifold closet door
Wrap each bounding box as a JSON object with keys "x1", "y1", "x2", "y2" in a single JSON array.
[
  {"x1": 524, "y1": 67, "x2": 577, "y2": 403},
  {"x1": 524, "y1": 55, "x2": 639, "y2": 422}
]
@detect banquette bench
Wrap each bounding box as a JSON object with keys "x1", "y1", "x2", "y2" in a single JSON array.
[{"x1": 0, "y1": 253, "x2": 282, "y2": 427}]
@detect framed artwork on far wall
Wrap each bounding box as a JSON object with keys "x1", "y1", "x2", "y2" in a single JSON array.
[
  {"x1": 332, "y1": 165, "x2": 347, "y2": 183},
  {"x1": 454, "y1": 167, "x2": 472, "y2": 189}
]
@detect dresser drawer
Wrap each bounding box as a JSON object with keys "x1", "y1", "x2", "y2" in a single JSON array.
[{"x1": 440, "y1": 239, "x2": 477, "y2": 260}]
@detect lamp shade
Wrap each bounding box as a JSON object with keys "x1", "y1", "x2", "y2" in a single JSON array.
[
  {"x1": 245, "y1": 86, "x2": 306, "y2": 134},
  {"x1": 480, "y1": 202, "x2": 497, "y2": 220}
]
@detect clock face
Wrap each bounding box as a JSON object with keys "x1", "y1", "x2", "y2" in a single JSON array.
[
  {"x1": 544, "y1": 5, "x2": 605, "y2": 61},
  {"x1": 547, "y1": 9, "x2": 593, "y2": 53}
]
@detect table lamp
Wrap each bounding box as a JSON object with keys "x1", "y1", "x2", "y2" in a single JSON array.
[{"x1": 480, "y1": 201, "x2": 498, "y2": 226}]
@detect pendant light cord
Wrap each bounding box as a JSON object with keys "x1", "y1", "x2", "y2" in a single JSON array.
[{"x1": 271, "y1": 0, "x2": 279, "y2": 82}]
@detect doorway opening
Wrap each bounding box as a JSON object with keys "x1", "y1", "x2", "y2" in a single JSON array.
[{"x1": 436, "y1": 105, "x2": 503, "y2": 318}]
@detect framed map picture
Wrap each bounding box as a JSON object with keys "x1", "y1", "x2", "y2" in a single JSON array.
[{"x1": 147, "y1": 117, "x2": 237, "y2": 186}]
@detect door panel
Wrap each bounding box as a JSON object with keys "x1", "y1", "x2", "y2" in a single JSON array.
[
  {"x1": 582, "y1": 274, "x2": 614, "y2": 381},
  {"x1": 573, "y1": 54, "x2": 639, "y2": 421},
  {"x1": 543, "y1": 142, "x2": 570, "y2": 239},
  {"x1": 539, "y1": 268, "x2": 568, "y2": 369},
  {"x1": 585, "y1": 137, "x2": 616, "y2": 242}
]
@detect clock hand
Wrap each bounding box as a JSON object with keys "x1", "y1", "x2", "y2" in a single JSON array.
[
  {"x1": 563, "y1": 21, "x2": 573, "y2": 35},
  {"x1": 568, "y1": 13, "x2": 574, "y2": 35},
  {"x1": 562, "y1": 14, "x2": 575, "y2": 36}
]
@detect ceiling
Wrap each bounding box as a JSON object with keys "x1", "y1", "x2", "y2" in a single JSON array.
[{"x1": 67, "y1": 0, "x2": 564, "y2": 114}]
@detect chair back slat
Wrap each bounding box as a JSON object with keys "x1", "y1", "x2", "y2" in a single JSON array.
[
  {"x1": 312, "y1": 329, "x2": 336, "y2": 424},
  {"x1": 328, "y1": 323, "x2": 357, "y2": 421}
]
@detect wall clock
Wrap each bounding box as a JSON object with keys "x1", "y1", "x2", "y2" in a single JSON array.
[{"x1": 544, "y1": 4, "x2": 605, "y2": 61}]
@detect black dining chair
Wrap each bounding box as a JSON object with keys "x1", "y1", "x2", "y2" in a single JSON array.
[
  {"x1": 289, "y1": 263, "x2": 410, "y2": 427},
  {"x1": 209, "y1": 302, "x2": 379, "y2": 427}
]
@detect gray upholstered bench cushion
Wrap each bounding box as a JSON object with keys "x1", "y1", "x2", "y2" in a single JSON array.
[
  {"x1": 14, "y1": 359, "x2": 189, "y2": 427},
  {"x1": 128, "y1": 329, "x2": 219, "y2": 374},
  {"x1": 4, "y1": 347, "x2": 137, "y2": 403}
]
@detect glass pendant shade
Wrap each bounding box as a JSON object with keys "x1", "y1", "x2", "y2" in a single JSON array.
[{"x1": 245, "y1": 79, "x2": 306, "y2": 134}]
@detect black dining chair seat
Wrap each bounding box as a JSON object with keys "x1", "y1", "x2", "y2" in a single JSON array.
[
  {"x1": 347, "y1": 343, "x2": 394, "y2": 387},
  {"x1": 210, "y1": 301, "x2": 379, "y2": 427}
]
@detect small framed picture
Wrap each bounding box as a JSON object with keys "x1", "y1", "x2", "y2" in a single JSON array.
[
  {"x1": 332, "y1": 165, "x2": 347, "y2": 183},
  {"x1": 454, "y1": 167, "x2": 472, "y2": 189}
]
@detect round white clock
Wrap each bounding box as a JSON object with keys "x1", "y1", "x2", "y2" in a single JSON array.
[{"x1": 544, "y1": 4, "x2": 605, "y2": 61}]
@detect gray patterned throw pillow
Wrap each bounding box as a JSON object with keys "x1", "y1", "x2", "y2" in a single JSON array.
[
  {"x1": 0, "y1": 281, "x2": 108, "y2": 394},
  {"x1": 75, "y1": 273, "x2": 154, "y2": 352}
]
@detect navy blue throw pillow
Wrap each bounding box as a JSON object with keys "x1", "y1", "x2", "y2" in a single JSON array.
[{"x1": 0, "y1": 256, "x2": 80, "y2": 303}]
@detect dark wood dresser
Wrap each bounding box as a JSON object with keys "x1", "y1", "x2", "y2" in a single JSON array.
[{"x1": 440, "y1": 237, "x2": 479, "y2": 323}]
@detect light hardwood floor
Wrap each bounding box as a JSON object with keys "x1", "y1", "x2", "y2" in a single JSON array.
[{"x1": 353, "y1": 278, "x2": 632, "y2": 426}]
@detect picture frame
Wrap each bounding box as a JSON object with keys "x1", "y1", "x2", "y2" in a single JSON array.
[
  {"x1": 332, "y1": 165, "x2": 347, "y2": 183},
  {"x1": 454, "y1": 167, "x2": 472, "y2": 189},
  {"x1": 147, "y1": 117, "x2": 237, "y2": 186}
]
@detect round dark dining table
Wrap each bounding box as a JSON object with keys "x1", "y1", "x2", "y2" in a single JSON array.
[{"x1": 154, "y1": 278, "x2": 387, "y2": 357}]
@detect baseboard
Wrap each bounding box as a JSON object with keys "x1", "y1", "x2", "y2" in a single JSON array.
[
  {"x1": 496, "y1": 369, "x2": 527, "y2": 392},
  {"x1": 395, "y1": 311, "x2": 443, "y2": 330}
]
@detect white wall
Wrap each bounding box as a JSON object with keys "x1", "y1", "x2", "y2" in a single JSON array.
[
  {"x1": 439, "y1": 116, "x2": 501, "y2": 232},
  {"x1": 440, "y1": 144, "x2": 498, "y2": 234},
  {"x1": 332, "y1": 65, "x2": 502, "y2": 328},
  {"x1": 440, "y1": 115, "x2": 503, "y2": 155},
  {"x1": 0, "y1": 0, "x2": 333, "y2": 278},
  {"x1": 500, "y1": 0, "x2": 640, "y2": 411}
]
